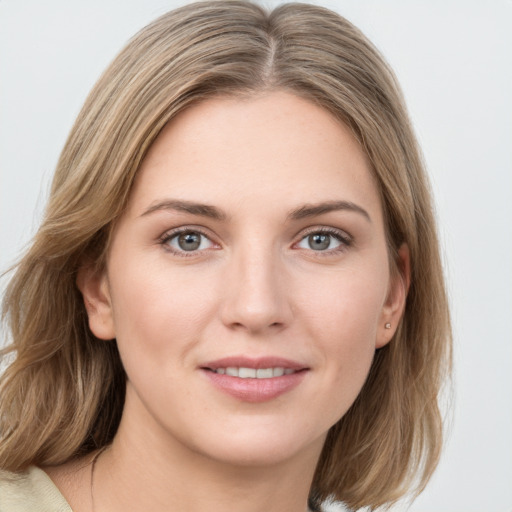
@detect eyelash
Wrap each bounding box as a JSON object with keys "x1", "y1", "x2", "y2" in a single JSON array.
[
  {"x1": 159, "y1": 227, "x2": 218, "y2": 257},
  {"x1": 295, "y1": 227, "x2": 353, "y2": 255},
  {"x1": 158, "y1": 226, "x2": 353, "y2": 257}
]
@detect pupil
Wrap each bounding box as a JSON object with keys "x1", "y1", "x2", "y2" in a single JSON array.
[
  {"x1": 309, "y1": 233, "x2": 330, "y2": 250},
  {"x1": 178, "y1": 232, "x2": 201, "y2": 251}
]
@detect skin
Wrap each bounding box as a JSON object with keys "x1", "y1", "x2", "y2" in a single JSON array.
[{"x1": 47, "y1": 91, "x2": 408, "y2": 512}]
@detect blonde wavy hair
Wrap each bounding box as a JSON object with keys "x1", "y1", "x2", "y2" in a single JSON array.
[{"x1": 0, "y1": 2, "x2": 451, "y2": 510}]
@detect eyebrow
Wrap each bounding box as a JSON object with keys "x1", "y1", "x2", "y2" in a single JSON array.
[
  {"x1": 140, "y1": 198, "x2": 370, "y2": 223},
  {"x1": 289, "y1": 200, "x2": 371, "y2": 222},
  {"x1": 141, "y1": 199, "x2": 227, "y2": 220}
]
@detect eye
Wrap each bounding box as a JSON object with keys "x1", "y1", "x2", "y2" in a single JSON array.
[
  {"x1": 163, "y1": 230, "x2": 215, "y2": 253},
  {"x1": 296, "y1": 230, "x2": 350, "y2": 252}
]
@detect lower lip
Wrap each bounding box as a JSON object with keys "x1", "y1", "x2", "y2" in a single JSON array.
[{"x1": 202, "y1": 369, "x2": 308, "y2": 403}]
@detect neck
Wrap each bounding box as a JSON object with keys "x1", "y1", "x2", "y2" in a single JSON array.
[{"x1": 94, "y1": 393, "x2": 324, "y2": 512}]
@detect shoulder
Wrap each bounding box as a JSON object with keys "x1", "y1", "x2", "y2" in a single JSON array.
[{"x1": 0, "y1": 466, "x2": 72, "y2": 512}]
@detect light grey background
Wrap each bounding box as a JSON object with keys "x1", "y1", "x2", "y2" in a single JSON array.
[{"x1": 1, "y1": 1, "x2": 511, "y2": 511}]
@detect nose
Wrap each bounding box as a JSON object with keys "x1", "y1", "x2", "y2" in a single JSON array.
[{"x1": 219, "y1": 244, "x2": 293, "y2": 335}]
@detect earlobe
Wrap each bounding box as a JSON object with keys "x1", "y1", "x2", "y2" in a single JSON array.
[
  {"x1": 76, "y1": 264, "x2": 116, "y2": 340},
  {"x1": 376, "y1": 243, "x2": 410, "y2": 349}
]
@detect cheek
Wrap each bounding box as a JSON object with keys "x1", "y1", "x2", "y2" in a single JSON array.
[
  {"x1": 300, "y1": 264, "x2": 387, "y2": 343},
  {"x1": 297, "y1": 265, "x2": 388, "y2": 398},
  {"x1": 107, "y1": 260, "x2": 214, "y2": 370}
]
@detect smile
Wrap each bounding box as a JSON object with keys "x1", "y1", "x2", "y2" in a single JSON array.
[
  {"x1": 212, "y1": 367, "x2": 296, "y2": 378},
  {"x1": 200, "y1": 357, "x2": 309, "y2": 402}
]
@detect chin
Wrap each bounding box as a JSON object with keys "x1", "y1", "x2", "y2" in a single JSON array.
[{"x1": 189, "y1": 422, "x2": 327, "y2": 469}]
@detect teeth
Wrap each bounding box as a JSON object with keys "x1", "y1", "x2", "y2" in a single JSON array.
[
  {"x1": 239, "y1": 367, "x2": 256, "y2": 379},
  {"x1": 256, "y1": 368, "x2": 273, "y2": 378},
  {"x1": 214, "y1": 367, "x2": 294, "y2": 379}
]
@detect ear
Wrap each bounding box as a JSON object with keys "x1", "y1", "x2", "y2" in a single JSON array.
[
  {"x1": 76, "y1": 264, "x2": 116, "y2": 340},
  {"x1": 376, "y1": 243, "x2": 410, "y2": 349}
]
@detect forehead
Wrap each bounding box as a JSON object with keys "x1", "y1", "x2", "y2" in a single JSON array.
[{"x1": 129, "y1": 91, "x2": 382, "y2": 222}]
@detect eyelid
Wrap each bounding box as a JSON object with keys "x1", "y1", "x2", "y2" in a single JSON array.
[
  {"x1": 293, "y1": 226, "x2": 353, "y2": 252},
  {"x1": 159, "y1": 225, "x2": 220, "y2": 255},
  {"x1": 298, "y1": 225, "x2": 352, "y2": 241}
]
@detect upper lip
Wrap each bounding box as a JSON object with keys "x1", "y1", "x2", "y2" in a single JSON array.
[{"x1": 200, "y1": 356, "x2": 308, "y2": 371}]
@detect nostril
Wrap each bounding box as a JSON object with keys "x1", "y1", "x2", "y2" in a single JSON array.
[{"x1": 228, "y1": 320, "x2": 284, "y2": 332}]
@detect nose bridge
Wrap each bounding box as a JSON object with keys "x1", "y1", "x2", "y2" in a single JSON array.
[{"x1": 220, "y1": 238, "x2": 291, "y2": 333}]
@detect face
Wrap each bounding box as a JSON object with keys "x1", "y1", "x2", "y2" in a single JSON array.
[{"x1": 81, "y1": 91, "x2": 407, "y2": 468}]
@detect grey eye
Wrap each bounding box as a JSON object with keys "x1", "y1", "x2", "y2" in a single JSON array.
[
  {"x1": 166, "y1": 231, "x2": 213, "y2": 252},
  {"x1": 297, "y1": 232, "x2": 343, "y2": 251},
  {"x1": 178, "y1": 232, "x2": 202, "y2": 251},
  {"x1": 308, "y1": 233, "x2": 331, "y2": 250}
]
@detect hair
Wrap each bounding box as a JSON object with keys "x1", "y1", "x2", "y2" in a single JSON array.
[{"x1": 0, "y1": 1, "x2": 451, "y2": 510}]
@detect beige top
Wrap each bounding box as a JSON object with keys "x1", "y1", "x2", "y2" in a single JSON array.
[
  {"x1": 0, "y1": 466, "x2": 72, "y2": 512},
  {"x1": 0, "y1": 467, "x2": 342, "y2": 512}
]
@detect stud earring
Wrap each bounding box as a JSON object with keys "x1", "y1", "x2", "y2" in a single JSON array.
[{"x1": 385, "y1": 322, "x2": 391, "y2": 329}]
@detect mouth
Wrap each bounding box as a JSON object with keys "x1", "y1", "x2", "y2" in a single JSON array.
[
  {"x1": 204, "y1": 367, "x2": 299, "y2": 378},
  {"x1": 200, "y1": 357, "x2": 309, "y2": 402}
]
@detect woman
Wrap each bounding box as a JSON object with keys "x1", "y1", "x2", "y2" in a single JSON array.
[{"x1": 0, "y1": 1, "x2": 451, "y2": 511}]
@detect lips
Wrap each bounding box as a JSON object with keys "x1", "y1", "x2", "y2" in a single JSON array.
[
  {"x1": 200, "y1": 356, "x2": 309, "y2": 403},
  {"x1": 213, "y1": 367, "x2": 295, "y2": 378}
]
